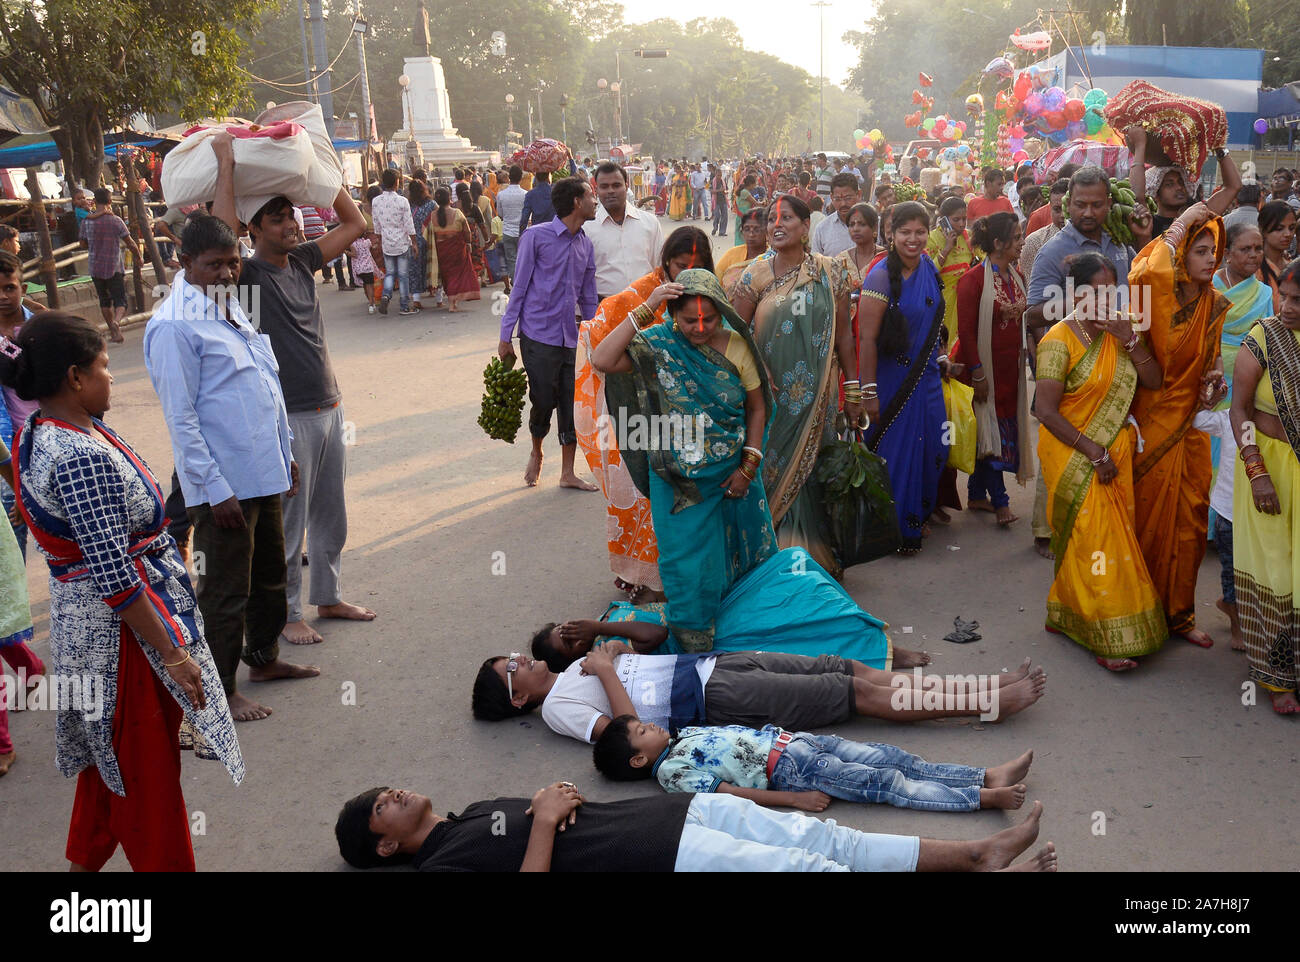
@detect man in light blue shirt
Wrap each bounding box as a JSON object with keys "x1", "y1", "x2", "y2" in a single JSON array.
[
  {"x1": 1025, "y1": 165, "x2": 1151, "y2": 339},
  {"x1": 144, "y1": 211, "x2": 315, "y2": 723}
]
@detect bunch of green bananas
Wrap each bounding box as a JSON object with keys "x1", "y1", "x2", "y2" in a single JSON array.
[
  {"x1": 892, "y1": 183, "x2": 927, "y2": 203},
  {"x1": 477, "y1": 355, "x2": 528, "y2": 443},
  {"x1": 1062, "y1": 177, "x2": 1158, "y2": 246}
]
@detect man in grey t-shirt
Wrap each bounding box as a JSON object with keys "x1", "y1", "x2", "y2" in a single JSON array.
[{"x1": 212, "y1": 139, "x2": 379, "y2": 665}]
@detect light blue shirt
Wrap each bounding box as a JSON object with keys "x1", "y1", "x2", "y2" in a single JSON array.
[
  {"x1": 1027, "y1": 221, "x2": 1135, "y2": 318},
  {"x1": 143, "y1": 272, "x2": 293, "y2": 508}
]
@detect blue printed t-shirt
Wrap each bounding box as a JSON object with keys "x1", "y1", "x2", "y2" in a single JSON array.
[{"x1": 653, "y1": 724, "x2": 782, "y2": 794}]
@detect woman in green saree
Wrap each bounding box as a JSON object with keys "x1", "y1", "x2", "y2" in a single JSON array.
[
  {"x1": 733, "y1": 174, "x2": 758, "y2": 247},
  {"x1": 731, "y1": 195, "x2": 863, "y2": 578},
  {"x1": 591, "y1": 268, "x2": 777, "y2": 652}
]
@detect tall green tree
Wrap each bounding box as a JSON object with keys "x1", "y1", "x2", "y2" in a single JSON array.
[
  {"x1": 1073, "y1": 0, "x2": 1249, "y2": 47},
  {"x1": 844, "y1": 0, "x2": 1045, "y2": 142},
  {"x1": 239, "y1": 0, "x2": 622, "y2": 152},
  {"x1": 0, "y1": 0, "x2": 270, "y2": 187}
]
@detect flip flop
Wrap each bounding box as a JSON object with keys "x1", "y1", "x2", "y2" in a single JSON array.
[{"x1": 1096, "y1": 656, "x2": 1138, "y2": 672}]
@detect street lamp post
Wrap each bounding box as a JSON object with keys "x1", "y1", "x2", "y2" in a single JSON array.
[
  {"x1": 811, "y1": 2, "x2": 830, "y2": 151},
  {"x1": 559, "y1": 94, "x2": 569, "y2": 147},
  {"x1": 505, "y1": 93, "x2": 516, "y2": 149},
  {"x1": 614, "y1": 48, "x2": 669, "y2": 149}
]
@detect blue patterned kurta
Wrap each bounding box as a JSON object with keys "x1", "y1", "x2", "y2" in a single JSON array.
[
  {"x1": 17, "y1": 415, "x2": 243, "y2": 795},
  {"x1": 653, "y1": 724, "x2": 781, "y2": 793}
]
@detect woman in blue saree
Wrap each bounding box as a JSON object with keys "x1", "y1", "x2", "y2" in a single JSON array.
[
  {"x1": 857, "y1": 202, "x2": 949, "y2": 554},
  {"x1": 531, "y1": 546, "x2": 934, "y2": 671},
  {"x1": 592, "y1": 268, "x2": 777, "y2": 651}
]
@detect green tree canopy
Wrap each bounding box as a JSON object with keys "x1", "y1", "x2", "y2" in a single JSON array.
[{"x1": 0, "y1": 0, "x2": 269, "y2": 187}]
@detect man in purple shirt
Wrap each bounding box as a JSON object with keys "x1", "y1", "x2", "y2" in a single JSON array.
[{"x1": 498, "y1": 177, "x2": 599, "y2": 491}]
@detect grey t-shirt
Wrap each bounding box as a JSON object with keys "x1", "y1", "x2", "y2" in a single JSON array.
[{"x1": 240, "y1": 241, "x2": 341, "y2": 413}]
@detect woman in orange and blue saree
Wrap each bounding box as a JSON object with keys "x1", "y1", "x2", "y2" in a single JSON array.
[
  {"x1": 1129, "y1": 204, "x2": 1231, "y2": 648},
  {"x1": 574, "y1": 227, "x2": 715, "y2": 599},
  {"x1": 1035, "y1": 254, "x2": 1167, "y2": 671}
]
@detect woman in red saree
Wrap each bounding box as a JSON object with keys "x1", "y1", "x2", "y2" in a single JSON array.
[
  {"x1": 1130, "y1": 203, "x2": 1230, "y2": 646},
  {"x1": 425, "y1": 186, "x2": 480, "y2": 311}
]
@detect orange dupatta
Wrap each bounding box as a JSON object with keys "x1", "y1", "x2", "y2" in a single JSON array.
[
  {"x1": 1129, "y1": 220, "x2": 1230, "y2": 633},
  {"x1": 574, "y1": 270, "x2": 669, "y2": 590}
]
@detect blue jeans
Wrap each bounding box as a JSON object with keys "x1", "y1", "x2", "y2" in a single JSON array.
[
  {"x1": 1214, "y1": 515, "x2": 1235, "y2": 603},
  {"x1": 712, "y1": 201, "x2": 728, "y2": 235},
  {"x1": 968, "y1": 459, "x2": 1009, "y2": 509},
  {"x1": 382, "y1": 251, "x2": 411, "y2": 309},
  {"x1": 771, "y1": 733, "x2": 984, "y2": 811}
]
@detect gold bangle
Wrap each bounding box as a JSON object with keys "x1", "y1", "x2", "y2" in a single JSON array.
[{"x1": 163, "y1": 649, "x2": 192, "y2": 669}]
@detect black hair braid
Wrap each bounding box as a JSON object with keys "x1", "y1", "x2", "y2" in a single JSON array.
[{"x1": 877, "y1": 245, "x2": 909, "y2": 358}]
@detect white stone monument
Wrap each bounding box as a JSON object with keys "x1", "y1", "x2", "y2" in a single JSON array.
[{"x1": 386, "y1": 1, "x2": 498, "y2": 168}]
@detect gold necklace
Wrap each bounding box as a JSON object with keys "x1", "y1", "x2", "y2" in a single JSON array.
[
  {"x1": 771, "y1": 256, "x2": 804, "y2": 305},
  {"x1": 1074, "y1": 317, "x2": 1093, "y2": 347}
]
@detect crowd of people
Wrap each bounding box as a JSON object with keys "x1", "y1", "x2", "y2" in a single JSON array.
[{"x1": 2, "y1": 112, "x2": 1299, "y2": 873}]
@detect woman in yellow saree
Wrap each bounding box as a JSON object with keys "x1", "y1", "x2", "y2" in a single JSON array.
[
  {"x1": 1036, "y1": 253, "x2": 1167, "y2": 670},
  {"x1": 668, "y1": 166, "x2": 689, "y2": 221},
  {"x1": 714, "y1": 208, "x2": 768, "y2": 297},
  {"x1": 1229, "y1": 260, "x2": 1300, "y2": 714},
  {"x1": 925, "y1": 196, "x2": 977, "y2": 343},
  {"x1": 574, "y1": 228, "x2": 715, "y2": 599},
  {"x1": 1129, "y1": 204, "x2": 1231, "y2": 647}
]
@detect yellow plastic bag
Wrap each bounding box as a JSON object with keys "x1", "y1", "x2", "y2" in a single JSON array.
[{"x1": 942, "y1": 377, "x2": 976, "y2": 474}]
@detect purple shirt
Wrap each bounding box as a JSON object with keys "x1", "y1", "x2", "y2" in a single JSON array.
[
  {"x1": 78, "y1": 211, "x2": 130, "y2": 278},
  {"x1": 499, "y1": 217, "x2": 598, "y2": 349}
]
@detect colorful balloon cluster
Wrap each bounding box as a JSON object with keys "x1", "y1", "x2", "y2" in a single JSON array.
[{"x1": 1002, "y1": 62, "x2": 1113, "y2": 146}]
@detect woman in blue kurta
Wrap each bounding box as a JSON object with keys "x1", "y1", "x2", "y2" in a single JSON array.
[
  {"x1": 530, "y1": 546, "x2": 932, "y2": 672},
  {"x1": 592, "y1": 269, "x2": 777, "y2": 651},
  {"x1": 857, "y1": 202, "x2": 949, "y2": 554},
  {"x1": 1, "y1": 313, "x2": 243, "y2": 871}
]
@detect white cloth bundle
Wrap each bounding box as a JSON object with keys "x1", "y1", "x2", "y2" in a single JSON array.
[{"x1": 161, "y1": 101, "x2": 343, "y2": 224}]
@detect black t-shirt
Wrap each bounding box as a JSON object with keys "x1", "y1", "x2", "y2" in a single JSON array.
[
  {"x1": 414, "y1": 795, "x2": 692, "y2": 872},
  {"x1": 1150, "y1": 214, "x2": 1175, "y2": 238},
  {"x1": 240, "y1": 241, "x2": 341, "y2": 412}
]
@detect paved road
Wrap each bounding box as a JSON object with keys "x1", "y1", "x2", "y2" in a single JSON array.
[{"x1": 2, "y1": 217, "x2": 1294, "y2": 871}]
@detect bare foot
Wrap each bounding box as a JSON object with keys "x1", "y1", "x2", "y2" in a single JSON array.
[
  {"x1": 969, "y1": 498, "x2": 995, "y2": 513},
  {"x1": 228, "y1": 691, "x2": 273, "y2": 722},
  {"x1": 1002, "y1": 657, "x2": 1033, "y2": 684},
  {"x1": 281, "y1": 620, "x2": 323, "y2": 645},
  {"x1": 629, "y1": 586, "x2": 668, "y2": 604},
  {"x1": 985, "y1": 749, "x2": 1034, "y2": 788},
  {"x1": 975, "y1": 801, "x2": 1043, "y2": 870},
  {"x1": 980, "y1": 783, "x2": 1027, "y2": 810},
  {"x1": 892, "y1": 646, "x2": 932, "y2": 668},
  {"x1": 996, "y1": 506, "x2": 1019, "y2": 527},
  {"x1": 929, "y1": 508, "x2": 952, "y2": 524},
  {"x1": 921, "y1": 523, "x2": 932, "y2": 538},
  {"x1": 559, "y1": 474, "x2": 598, "y2": 491},
  {"x1": 1001, "y1": 841, "x2": 1057, "y2": 872},
  {"x1": 1215, "y1": 600, "x2": 1246, "y2": 651},
  {"x1": 0, "y1": 749, "x2": 15, "y2": 776},
  {"x1": 989, "y1": 668, "x2": 1047, "y2": 721},
  {"x1": 318, "y1": 601, "x2": 377, "y2": 621},
  {"x1": 1034, "y1": 537, "x2": 1054, "y2": 560},
  {"x1": 1271, "y1": 691, "x2": 1300, "y2": 714},
  {"x1": 524, "y1": 450, "x2": 543, "y2": 487},
  {"x1": 1179, "y1": 627, "x2": 1214, "y2": 648},
  {"x1": 247, "y1": 659, "x2": 320, "y2": 683},
  {"x1": 1096, "y1": 656, "x2": 1139, "y2": 672}
]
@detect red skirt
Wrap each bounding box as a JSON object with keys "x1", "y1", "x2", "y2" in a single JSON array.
[
  {"x1": 435, "y1": 231, "x2": 481, "y2": 299},
  {"x1": 65, "y1": 629, "x2": 194, "y2": 871}
]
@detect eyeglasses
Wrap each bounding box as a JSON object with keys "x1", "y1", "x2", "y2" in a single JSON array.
[{"x1": 505, "y1": 652, "x2": 522, "y2": 700}]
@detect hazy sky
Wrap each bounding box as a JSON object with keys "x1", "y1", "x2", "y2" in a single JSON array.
[{"x1": 616, "y1": 0, "x2": 870, "y2": 89}]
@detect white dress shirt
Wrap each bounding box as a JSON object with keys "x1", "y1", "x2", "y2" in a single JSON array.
[
  {"x1": 583, "y1": 202, "x2": 665, "y2": 296},
  {"x1": 811, "y1": 211, "x2": 854, "y2": 257}
]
